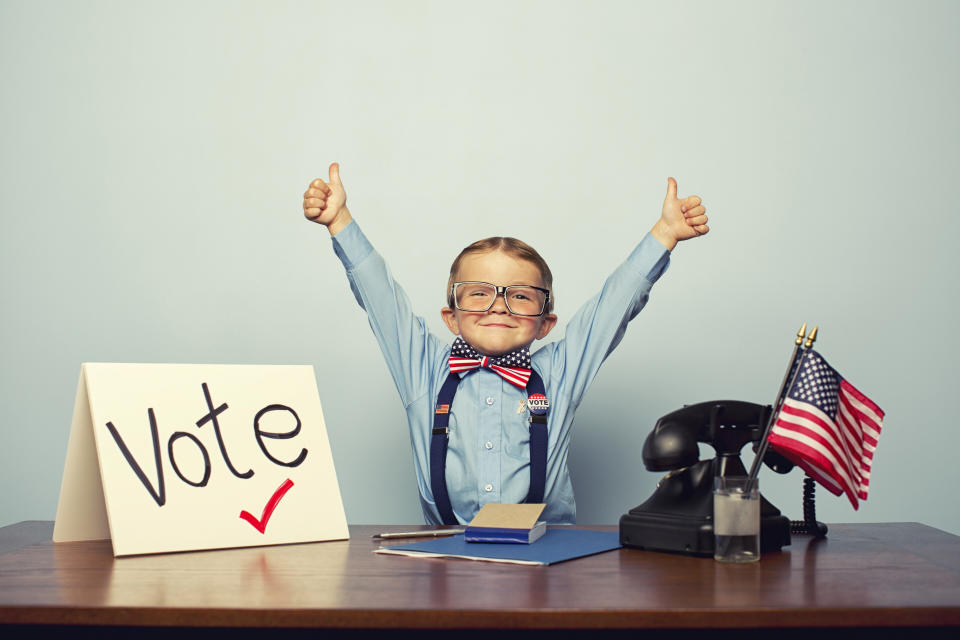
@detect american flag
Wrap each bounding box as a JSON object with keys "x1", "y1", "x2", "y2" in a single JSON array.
[{"x1": 767, "y1": 349, "x2": 884, "y2": 509}]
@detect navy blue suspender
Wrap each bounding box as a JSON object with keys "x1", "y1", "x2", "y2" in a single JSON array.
[{"x1": 430, "y1": 371, "x2": 548, "y2": 525}]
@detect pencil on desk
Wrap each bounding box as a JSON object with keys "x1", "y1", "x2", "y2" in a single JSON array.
[{"x1": 373, "y1": 529, "x2": 465, "y2": 539}]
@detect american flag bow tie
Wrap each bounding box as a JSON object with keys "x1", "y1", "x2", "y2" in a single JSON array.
[{"x1": 448, "y1": 337, "x2": 532, "y2": 388}]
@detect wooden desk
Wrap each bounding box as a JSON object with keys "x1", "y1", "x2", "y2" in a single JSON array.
[{"x1": 1, "y1": 522, "x2": 959, "y2": 633}]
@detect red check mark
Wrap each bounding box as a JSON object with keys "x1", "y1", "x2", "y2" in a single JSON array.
[{"x1": 240, "y1": 478, "x2": 294, "y2": 534}]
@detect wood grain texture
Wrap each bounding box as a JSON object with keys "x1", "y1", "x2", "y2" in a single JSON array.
[{"x1": 1, "y1": 522, "x2": 958, "y2": 630}]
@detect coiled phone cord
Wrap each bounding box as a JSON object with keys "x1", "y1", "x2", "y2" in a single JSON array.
[{"x1": 790, "y1": 475, "x2": 829, "y2": 538}]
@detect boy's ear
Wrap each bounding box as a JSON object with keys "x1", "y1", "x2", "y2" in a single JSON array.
[
  {"x1": 536, "y1": 313, "x2": 558, "y2": 340},
  {"x1": 440, "y1": 307, "x2": 460, "y2": 335}
]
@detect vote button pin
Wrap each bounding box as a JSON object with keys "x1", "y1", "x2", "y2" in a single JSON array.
[{"x1": 527, "y1": 393, "x2": 549, "y2": 415}]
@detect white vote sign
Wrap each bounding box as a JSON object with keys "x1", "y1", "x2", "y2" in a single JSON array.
[{"x1": 53, "y1": 363, "x2": 349, "y2": 556}]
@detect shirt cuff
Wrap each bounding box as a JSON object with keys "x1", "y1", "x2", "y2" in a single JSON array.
[
  {"x1": 330, "y1": 220, "x2": 373, "y2": 271},
  {"x1": 626, "y1": 233, "x2": 671, "y2": 284}
]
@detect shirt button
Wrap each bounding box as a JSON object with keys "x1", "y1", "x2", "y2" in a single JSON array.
[
  {"x1": 485, "y1": 441, "x2": 494, "y2": 450},
  {"x1": 484, "y1": 484, "x2": 493, "y2": 492},
  {"x1": 485, "y1": 397, "x2": 495, "y2": 405}
]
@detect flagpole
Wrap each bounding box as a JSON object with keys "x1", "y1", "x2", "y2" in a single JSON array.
[{"x1": 746, "y1": 324, "x2": 815, "y2": 491}]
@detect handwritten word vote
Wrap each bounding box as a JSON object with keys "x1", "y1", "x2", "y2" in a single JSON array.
[{"x1": 104, "y1": 383, "x2": 307, "y2": 506}]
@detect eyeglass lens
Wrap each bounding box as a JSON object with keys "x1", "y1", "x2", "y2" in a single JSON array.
[{"x1": 455, "y1": 283, "x2": 546, "y2": 315}]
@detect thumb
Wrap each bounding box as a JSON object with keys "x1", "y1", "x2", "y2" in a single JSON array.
[
  {"x1": 665, "y1": 177, "x2": 678, "y2": 201},
  {"x1": 329, "y1": 162, "x2": 342, "y2": 186}
]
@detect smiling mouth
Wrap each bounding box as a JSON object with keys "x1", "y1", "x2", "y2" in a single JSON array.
[{"x1": 481, "y1": 323, "x2": 515, "y2": 328}]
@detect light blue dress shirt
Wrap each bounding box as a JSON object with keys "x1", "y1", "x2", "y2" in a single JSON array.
[{"x1": 331, "y1": 221, "x2": 670, "y2": 524}]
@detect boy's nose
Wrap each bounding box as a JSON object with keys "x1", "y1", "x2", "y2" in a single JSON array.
[{"x1": 489, "y1": 292, "x2": 510, "y2": 313}]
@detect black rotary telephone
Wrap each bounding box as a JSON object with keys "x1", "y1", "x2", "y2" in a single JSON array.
[{"x1": 619, "y1": 400, "x2": 802, "y2": 556}]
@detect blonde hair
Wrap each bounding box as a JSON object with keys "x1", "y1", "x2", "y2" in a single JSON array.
[{"x1": 446, "y1": 237, "x2": 554, "y2": 313}]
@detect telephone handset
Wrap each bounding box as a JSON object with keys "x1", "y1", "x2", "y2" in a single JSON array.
[{"x1": 619, "y1": 400, "x2": 794, "y2": 556}]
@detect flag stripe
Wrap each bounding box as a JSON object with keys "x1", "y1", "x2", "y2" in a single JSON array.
[
  {"x1": 770, "y1": 417, "x2": 860, "y2": 503},
  {"x1": 841, "y1": 383, "x2": 883, "y2": 440},
  {"x1": 490, "y1": 365, "x2": 530, "y2": 388},
  {"x1": 768, "y1": 430, "x2": 849, "y2": 497},
  {"x1": 835, "y1": 403, "x2": 867, "y2": 459},
  {"x1": 840, "y1": 379, "x2": 885, "y2": 422},
  {"x1": 773, "y1": 410, "x2": 862, "y2": 502},
  {"x1": 778, "y1": 401, "x2": 860, "y2": 484},
  {"x1": 834, "y1": 401, "x2": 867, "y2": 470},
  {"x1": 837, "y1": 387, "x2": 879, "y2": 499},
  {"x1": 783, "y1": 452, "x2": 845, "y2": 495},
  {"x1": 835, "y1": 406, "x2": 872, "y2": 486},
  {"x1": 768, "y1": 430, "x2": 859, "y2": 508},
  {"x1": 818, "y1": 398, "x2": 862, "y2": 482}
]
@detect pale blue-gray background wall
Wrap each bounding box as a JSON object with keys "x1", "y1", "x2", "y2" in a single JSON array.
[{"x1": 2, "y1": 1, "x2": 958, "y2": 534}]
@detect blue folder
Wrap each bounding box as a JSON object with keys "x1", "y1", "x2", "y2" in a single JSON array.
[{"x1": 376, "y1": 528, "x2": 621, "y2": 565}]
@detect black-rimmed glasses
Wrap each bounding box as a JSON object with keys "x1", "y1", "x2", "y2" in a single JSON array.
[{"x1": 450, "y1": 281, "x2": 550, "y2": 317}]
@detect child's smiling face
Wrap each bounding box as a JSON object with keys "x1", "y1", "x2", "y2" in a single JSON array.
[{"x1": 441, "y1": 249, "x2": 557, "y2": 357}]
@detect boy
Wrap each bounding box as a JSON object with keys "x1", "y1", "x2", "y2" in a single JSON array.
[{"x1": 303, "y1": 163, "x2": 708, "y2": 524}]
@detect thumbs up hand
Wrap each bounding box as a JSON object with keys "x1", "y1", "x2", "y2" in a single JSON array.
[
  {"x1": 650, "y1": 177, "x2": 709, "y2": 251},
  {"x1": 303, "y1": 162, "x2": 353, "y2": 235}
]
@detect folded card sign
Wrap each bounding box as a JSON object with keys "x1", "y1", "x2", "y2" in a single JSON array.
[{"x1": 53, "y1": 363, "x2": 348, "y2": 556}]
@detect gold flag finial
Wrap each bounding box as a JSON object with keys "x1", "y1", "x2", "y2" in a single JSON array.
[
  {"x1": 804, "y1": 325, "x2": 819, "y2": 349},
  {"x1": 795, "y1": 322, "x2": 807, "y2": 346}
]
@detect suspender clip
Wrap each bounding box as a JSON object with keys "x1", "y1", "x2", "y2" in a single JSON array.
[{"x1": 432, "y1": 427, "x2": 450, "y2": 435}]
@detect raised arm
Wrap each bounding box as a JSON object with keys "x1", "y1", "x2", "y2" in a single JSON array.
[
  {"x1": 302, "y1": 163, "x2": 443, "y2": 406},
  {"x1": 542, "y1": 177, "x2": 709, "y2": 408}
]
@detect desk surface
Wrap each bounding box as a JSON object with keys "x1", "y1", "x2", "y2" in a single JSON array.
[{"x1": 1, "y1": 521, "x2": 959, "y2": 630}]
